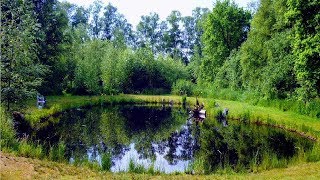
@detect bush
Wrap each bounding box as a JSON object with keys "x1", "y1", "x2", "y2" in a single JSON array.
[
  {"x1": 172, "y1": 79, "x2": 194, "y2": 96},
  {"x1": 0, "y1": 106, "x2": 16, "y2": 149}
]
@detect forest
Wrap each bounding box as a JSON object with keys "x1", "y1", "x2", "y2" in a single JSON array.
[
  {"x1": 1, "y1": 0, "x2": 319, "y2": 111},
  {"x1": 1, "y1": 0, "x2": 320, "y2": 178}
]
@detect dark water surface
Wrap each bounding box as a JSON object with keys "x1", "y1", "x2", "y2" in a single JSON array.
[{"x1": 25, "y1": 105, "x2": 314, "y2": 173}]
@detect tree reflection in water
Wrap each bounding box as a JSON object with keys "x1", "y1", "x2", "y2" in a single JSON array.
[{"x1": 26, "y1": 105, "x2": 314, "y2": 174}]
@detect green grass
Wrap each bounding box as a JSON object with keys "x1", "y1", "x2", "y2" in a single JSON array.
[
  {"x1": 101, "y1": 152, "x2": 112, "y2": 171},
  {"x1": 212, "y1": 99, "x2": 320, "y2": 140},
  {"x1": 49, "y1": 141, "x2": 66, "y2": 162},
  {"x1": 128, "y1": 158, "x2": 146, "y2": 174}
]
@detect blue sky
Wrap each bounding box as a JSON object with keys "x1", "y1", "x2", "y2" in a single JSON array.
[{"x1": 60, "y1": 0, "x2": 254, "y2": 27}]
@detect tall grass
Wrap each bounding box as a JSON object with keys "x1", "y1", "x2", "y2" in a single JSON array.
[
  {"x1": 17, "y1": 139, "x2": 44, "y2": 159},
  {"x1": 101, "y1": 152, "x2": 112, "y2": 171},
  {"x1": 128, "y1": 158, "x2": 146, "y2": 173},
  {"x1": 306, "y1": 143, "x2": 320, "y2": 162},
  {"x1": 0, "y1": 105, "x2": 16, "y2": 149},
  {"x1": 193, "y1": 85, "x2": 320, "y2": 119},
  {"x1": 49, "y1": 141, "x2": 66, "y2": 162}
]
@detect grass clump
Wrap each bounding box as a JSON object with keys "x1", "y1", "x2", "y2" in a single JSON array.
[
  {"x1": 239, "y1": 111, "x2": 251, "y2": 124},
  {"x1": 307, "y1": 143, "x2": 320, "y2": 162},
  {"x1": 101, "y1": 152, "x2": 112, "y2": 171},
  {"x1": 172, "y1": 79, "x2": 194, "y2": 96},
  {"x1": 49, "y1": 141, "x2": 66, "y2": 162},
  {"x1": 128, "y1": 158, "x2": 146, "y2": 173},
  {"x1": 0, "y1": 106, "x2": 16, "y2": 149}
]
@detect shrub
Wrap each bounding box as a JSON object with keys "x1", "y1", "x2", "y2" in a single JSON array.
[
  {"x1": 0, "y1": 106, "x2": 16, "y2": 149},
  {"x1": 172, "y1": 79, "x2": 194, "y2": 96}
]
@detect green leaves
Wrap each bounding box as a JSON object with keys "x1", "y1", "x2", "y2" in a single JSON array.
[
  {"x1": 1, "y1": 0, "x2": 47, "y2": 110},
  {"x1": 201, "y1": 0, "x2": 251, "y2": 82},
  {"x1": 286, "y1": 0, "x2": 320, "y2": 100},
  {"x1": 73, "y1": 41, "x2": 188, "y2": 95}
]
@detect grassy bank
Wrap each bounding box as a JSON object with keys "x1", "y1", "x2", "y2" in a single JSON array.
[
  {"x1": 1, "y1": 151, "x2": 320, "y2": 179},
  {"x1": 23, "y1": 95, "x2": 187, "y2": 127},
  {"x1": 22, "y1": 94, "x2": 320, "y2": 139}
]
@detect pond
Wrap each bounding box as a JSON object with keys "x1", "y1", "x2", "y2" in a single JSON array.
[{"x1": 22, "y1": 105, "x2": 315, "y2": 174}]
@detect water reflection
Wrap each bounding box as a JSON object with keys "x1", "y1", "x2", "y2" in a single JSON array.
[
  {"x1": 33, "y1": 105, "x2": 199, "y2": 173},
  {"x1": 198, "y1": 119, "x2": 314, "y2": 173},
  {"x1": 24, "y1": 105, "x2": 314, "y2": 174}
]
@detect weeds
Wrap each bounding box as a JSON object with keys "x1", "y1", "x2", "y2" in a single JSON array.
[
  {"x1": 240, "y1": 111, "x2": 251, "y2": 124},
  {"x1": 128, "y1": 158, "x2": 146, "y2": 173},
  {"x1": 49, "y1": 141, "x2": 66, "y2": 162},
  {"x1": 101, "y1": 152, "x2": 112, "y2": 171},
  {"x1": 306, "y1": 143, "x2": 320, "y2": 162}
]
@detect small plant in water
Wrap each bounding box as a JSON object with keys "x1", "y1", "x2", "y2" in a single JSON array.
[
  {"x1": 101, "y1": 152, "x2": 112, "y2": 171},
  {"x1": 128, "y1": 158, "x2": 146, "y2": 173}
]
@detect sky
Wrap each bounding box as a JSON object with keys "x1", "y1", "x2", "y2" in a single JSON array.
[{"x1": 60, "y1": 0, "x2": 254, "y2": 27}]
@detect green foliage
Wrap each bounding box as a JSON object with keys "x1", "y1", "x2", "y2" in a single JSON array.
[
  {"x1": 1, "y1": 0, "x2": 47, "y2": 110},
  {"x1": 238, "y1": 0, "x2": 319, "y2": 100},
  {"x1": 74, "y1": 40, "x2": 106, "y2": 94},
  {"x1": 136, "y1": 12, "x2": 161, "y2": 53},
  {"x1": 306, "y1": 143, "x2": 320, "y2": 162},
  {"x1": 172, "y1": 79, "x2": 194, "y2": 96},
  {"x1": 261, "y1": 31, "x2": 297, "y2": 99},
  {"x1": 49, "y1": 141, "x2": 66, "y2": 162},
  {"x1": 33, "y1": 0, "x2": 70, "y2": 95},
  {"x1": 77, "y1": 45, "x2": 189, "y2": 95},
  {"x1": 101, "y1": 152, "x2": 112, "y2": 171},
  {"x1": 128, "y1": 158, "x2": 146, "y2": 173},
  {"x1": 17, "y1": 139, "x2": 44, "y2": 159},
  {"x1": 240, "y1": 0, "x2": 276, "y2": 90},
  {"x1": 0, "y1": 106, "x2": 16, "y2": 149},
  {"x1": 286, "y1": 0, "x2": 320, "y2": 100},
  {"x1": 214, "y1": 50, "x2": 242, "y2": 90},
  {"x1": 201, "y1": 0, "x2": 251, "y2": 82}
]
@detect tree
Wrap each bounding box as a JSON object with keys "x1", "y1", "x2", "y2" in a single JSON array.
[
  {"x1": 1, "y1": 0, "x2": 47, "y2": 110},
  {"x1": 164, "y1": 11, "x2": 184, "y2": 61},
  {"x1": 200, "y1": 0, "x2": 251, "y2": 82},
  {"x1": 71, "y1": 6, "x2": 89, "y2": 27},
  {"x1": 136, "y1": 12, "x2": 161, "y2": 53},
  {"x1": 89, "y1": 0, "x2": 103, "y2": 38},
  {"x1": 239, "y1": 0, "x2": 301, "y2": 99},
  {"x1": 74, "y1": 40, "x2": 107, "y2": 94},
  {"x1": 182, "y1": 8, "x2": 209, "y2": 63},
  {"x1": 286, "y1": 0, "x2": 320, "y2": 100},
  {"x1": 30, "y1": 0, "x2": 69, "y2": 95},
  {"x1": 100, "y1": 3, "x2": 134, "y2": 46},
  {"x1": 240, "y1": 0, "x2": 276, "y2": 89},
  {"x1": 101, "y1": 3, "x2": 117, "y2": 40}
]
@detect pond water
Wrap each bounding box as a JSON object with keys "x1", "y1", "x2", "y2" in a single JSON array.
[{"x1": 24, "y1": 105, "x2": 314, "y2": 173}]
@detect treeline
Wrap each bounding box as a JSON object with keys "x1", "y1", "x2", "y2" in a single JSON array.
[
  {"x1": 207, "y1": 0, "x2": 320, "y2": 102},
  {"x1": 1, "y1": 0, "x2": 208, "y2": 109},
  {"x1": 1, "y1": 0, "x2": 319, "y2": 111}
]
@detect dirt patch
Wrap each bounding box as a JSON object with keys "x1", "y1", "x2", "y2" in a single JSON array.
[
  {"x1": 0, "y1": 152, "x2": 105, "y2": 179},
  {"x1": 0, "y1": 152, "x2": 35, "y2": 179}
]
